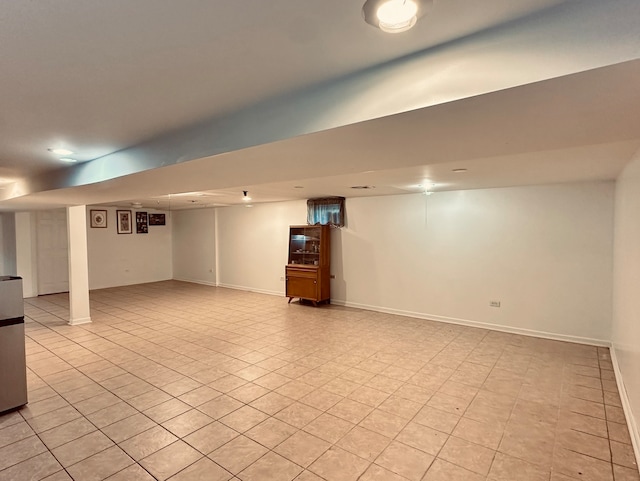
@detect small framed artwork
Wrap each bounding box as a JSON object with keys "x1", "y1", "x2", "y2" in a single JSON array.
[
  {"x1": 136, "y1": 212, "x2": 149, "y2": 234},
  {"x1": 116, "y1": 210, "x2": 133, "y2": 234},
  {"x1": 90, "y1": 209, "x2": 107, "y2": 228},
  {"x1": 148, "y1": 213, "x2": 166, "y2": 226}
]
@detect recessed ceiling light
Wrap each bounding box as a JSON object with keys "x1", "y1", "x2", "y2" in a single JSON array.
[
  {"x1": 293, "y1": 186, "x2": 304, "y2": 189},
  {"x1": 377, "y1": 0, "x2": 418, "y2": 33},
  {"x1": 452, "y1": 168, "x2": 468, "y2": 173},
  {"x1": 59, "y1": 158, "x2": 77, "y2": 163},
  {"x1": 350, "y1": 185, "x2": 376, "y2": 189},
  {"x1": 48, "y1": 148, "x2": 74, "y2": 156}
]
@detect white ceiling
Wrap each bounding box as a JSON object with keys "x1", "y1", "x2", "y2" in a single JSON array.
[{"x1": 0, "y1": 0, "x2": 639, "y2": 210}]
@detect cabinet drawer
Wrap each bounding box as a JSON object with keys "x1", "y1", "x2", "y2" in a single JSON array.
[{"x1": 286, "y1": 267, "x2": 318, "y2": 279}]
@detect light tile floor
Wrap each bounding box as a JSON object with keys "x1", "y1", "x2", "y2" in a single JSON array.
[{"x1": 1, "y1": 280, "x2": 638, "y2": 481}]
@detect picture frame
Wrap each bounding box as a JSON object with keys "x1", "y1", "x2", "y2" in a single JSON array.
[
  {"x1": 148, "y1": 213, "x2": 166, "y2": 226},
  {"x1": 136, "y1": 211, "x2": 149, "y2": 234},
  {"x1": 116, "y1": 210, "x2": 133, "y2": 234},
  {"x1": 90, "y1": 209, "x2": 107, "y2": 228}
]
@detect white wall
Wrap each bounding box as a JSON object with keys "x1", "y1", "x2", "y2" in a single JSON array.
[
  {"x1": 208, "y1": 182, "x2": 614, "y2": 343},
  {"x1": 172, "y1": 208, "x2": 216, "y2": 286},
  {"x1": 612, "y1": 149, "x2": 640, "y2": 461},
  {"x1": 216, "y1": 201, "x2": 307, "y2": 294},
  {"x1": 0, "y1": 212, "x2": 17, "y2": 275},
  {"x1": 86, "y1": 207, "x2": 172, "y2": 290}
]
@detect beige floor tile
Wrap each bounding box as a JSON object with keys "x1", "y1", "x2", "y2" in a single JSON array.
[
  {"x1": 250, "y1": 392, "x2": 295, "y2": 415},
  {"x1": 26, "y1": 406, "x2": 82, "y2": 433},
  {"x1": 300, "y1": 389, "x2": 344, "y2": 411},
  {"x1": 0, "y1": 452, "x2": 61, "y2": 481},
  {"x1": 66, "y1": 446, "x2": 134, "y2": 481},
  {"x1": 51, "y1": 430, "x2": 114, "y2": 467},
  {"x1": 556, "y1": 427, "x2": 611, "y2": 462},
  {"x1": 183, "y1": 421, "x2": 239, "y2": 455},
  {"x1": 608, "y1": 421, "x2": 633, "y2": 444},
  {"x1": 498, "y1": 421, "x2": 555, "y2": 467},
  {"x1": 274, "y1": 402, "x2": 322, "y2": 428},
  {"x1": 359, "y1": 464, "x2": 408, "y2": 481},
  {"x1": 359, "y1": 409, "x2": 408, "y2": 438},
  {"x1": 87, "y1": 401, "x2": 138, "y2": 428},
  {"x1": 128, "y1": 388, "x2": 173, "y2": 411},
  {"x1": 611, "y1": 439, "x2": 638, "y2": 469},
  {"x1": 375, "y1": 440, "x2": 434, "y2": 481},
  {"x1": 488, "y1": 452, "x2": 550, "y2": 481},
  {"x1": 552, "y1": 447, "x2": 614, "y2": 481},
  {"x1": 168, "y1": 457, "x2": 231, "y2": 481},
  {"x1": 105, "y1": 463, "x2": 157, "y2": 480},
  {"x1": 197, "y1": 395, "x2": 243, "y2": 420},
  {"x1": 162, "y1": 409, "x2": 214, "y2": 438},
  {"x1": 228, "y1": 383, "x2": 270, "y2": 404},
  {"x1": 308, "y1": 446, "x2": 370, "y2": 481},
  {"x1": 327, "y1": 399, "x2": 373, "y2": 424},
  {"x1": 414, "y1": 405, "x2": 460, "y2": 434},
  {"x1": 119, "y1": 426, "x2": 178, "y2": 460},
  {"x1": 423, "y1": 458, "x2": 486, "y2": 481},
  {"x1": 101, "y1": 413, "x2": 157, "y2": 443},
  {"x1": 178, "y1": 386, "x2": 222, "y2": 407},
  {"x1": 0, "y1": 435, "x2": 48, "y2": 471},
  {"x1": 452, "y1": 416, "x2": 504, "y2": 450},
  {"x1": 275, "y1": 430, "x2": 330, "y2": 467},
  {"x1": 396, "y1": 421, "x2": 448, "y2": 455},
  {"x1": 209, "y1": 435, "x2": 268, "y2": 474},
  {"x1": 613, "y1": 464, "x2": 640, "y2": 481},
  {"x1": 303, "y1": 413, "x2": 354, "y2": 443},
  {"x1": 140, "y1": 440, "x2": 202, "y2": 481},
  {"x1": 336, "y1": 426, "x2": 391, "y2": 461},
  {"x1": 41, "y1": 469, "x2": 74, "y2": 481},
  {"x1": 438, "y1": 435, "x2": 495, "y2": 476},
  {"x1": 239, "y1": 451, "x2": 302, "y2": 481},
  {"x1": 18, "y1": 285, "x2": 639, "y2": 481},
  {"x1": 219, "y1": 405, "x2": 268, "y2": 433},
  {"x1": 245, "y1": 417, "x2": 297, "y2": 449},
  {"x1": 0, "y1": 421, "x2": 36, "y2": 449}
]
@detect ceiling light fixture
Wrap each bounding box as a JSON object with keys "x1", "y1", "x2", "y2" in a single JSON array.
[
  {"x1": 59, "y1": 158, "x2": 77, "y2": 163},
  {"x1": 362, "y1": 0, "x2": 432, "y2": 33},
  {"x1": 242, "y1": 190, "x2": 252, "y2": 201},
  {"x1": 452, "y1": 168, "x2": 468, "y2": 173},
  {"x1": 48, "y1": 148, "x2": 74, "y2": 156}
]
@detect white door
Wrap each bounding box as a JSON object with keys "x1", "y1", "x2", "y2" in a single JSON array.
[{"x1": 37, "y1": 209, "x2": 69, "y2": 295}]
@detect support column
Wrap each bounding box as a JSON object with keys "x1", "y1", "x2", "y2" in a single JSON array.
[
  {"x1": 67, "y1": 205, "x2": 91, "y2": 325},
  {"x1": 15, "y1": 212, "x2": 38, "y2": 298}
]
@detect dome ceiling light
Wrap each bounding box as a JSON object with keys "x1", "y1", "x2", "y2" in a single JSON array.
[{"x1": 362, "y1": 0, "x2": 433, "y2": 34}]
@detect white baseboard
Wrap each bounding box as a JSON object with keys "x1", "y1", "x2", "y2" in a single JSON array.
[
  {"x1": 610, "y1": 347, "x2": 640, "y2": 474},
  {"x1": 68, "y1": 316, "x2": 92, "y2": 326},
  {"x1": 329, "y1": 299, "x2": 610, "y2": 347},
  {"x1": 216, "y1": 283, "x2": 283, "y2": 297},
  {"x1": 172, "y1": 277, "x2": 217, "y2": 287}
]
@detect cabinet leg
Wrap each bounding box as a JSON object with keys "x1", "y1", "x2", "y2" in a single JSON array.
[{"x1": 288, "y1": 297, "x2": 293, "y2": 304}]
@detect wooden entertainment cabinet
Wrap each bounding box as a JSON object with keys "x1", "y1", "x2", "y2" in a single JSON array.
[{"x1": 286, "y1": 225, "x2": 330, "y2": 305}]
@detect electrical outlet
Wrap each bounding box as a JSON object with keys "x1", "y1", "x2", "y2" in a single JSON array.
[{"x1": 490, "y1": 300, "x2": 501, "y2": 307}]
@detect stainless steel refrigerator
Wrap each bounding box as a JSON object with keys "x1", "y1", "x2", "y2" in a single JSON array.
[{"x1": 0, "y1": 276, "x2": 27, "y2": 412}]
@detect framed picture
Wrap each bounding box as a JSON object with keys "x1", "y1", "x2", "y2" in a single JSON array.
[
  {"x1": 148, "y1": 213, "x2": 166, "y2": 226},
  {"x1": 90, "y1": 209, "x2": 107, "y2": 228},
  {"x1": 136, "y1": 211, "x2": 149, "y2": 234},
  {"x1": 116, "y1": 210, "x2": 133, "y2": 234}
]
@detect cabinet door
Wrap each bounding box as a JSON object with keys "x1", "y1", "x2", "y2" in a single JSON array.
[{"x1": 286, "y1": 274, "x2": 318, "y2": 300}]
